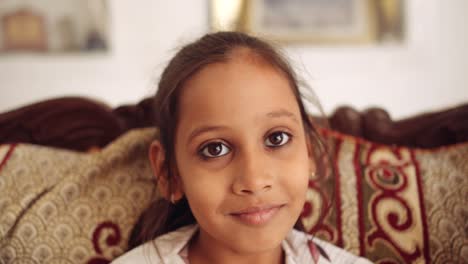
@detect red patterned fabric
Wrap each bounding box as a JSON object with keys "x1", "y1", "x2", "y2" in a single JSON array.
[
  {"x1": 87, "y1": 221, "x2": 122, "y2": 264},
  {"x1": 0, "y1": 144, "x2": 16, "y2": 172},
  {"x1": 300, "y1": 129, "x2": 467, "y2": 263}
]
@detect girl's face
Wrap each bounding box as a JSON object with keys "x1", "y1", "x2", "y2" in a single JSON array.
[{"x1": 173, "y1": 54, "x2": 314, "y2": 254}]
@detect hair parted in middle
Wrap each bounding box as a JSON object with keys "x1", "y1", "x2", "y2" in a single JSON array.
[{"x1": 128, "y1": 31, "x2": 332, "y2": 249}]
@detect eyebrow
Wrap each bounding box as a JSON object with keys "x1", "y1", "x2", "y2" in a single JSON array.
[
  {"x1": 187, "y1": 125, "x2": 228, "y2": 145},
  {"x1": 187, "y1": 109, "x2": 299, "y2": 144},
  {"x1": 266, "y1": 109, "x2": 299, "y2": 123}
]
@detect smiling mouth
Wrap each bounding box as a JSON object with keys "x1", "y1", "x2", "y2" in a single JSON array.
[{"x1": 229, "y1": 204, "x2": 285, "y2": 226}]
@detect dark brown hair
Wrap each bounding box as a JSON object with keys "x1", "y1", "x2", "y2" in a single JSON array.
[{"x1": 128, "y1": 31, "x2": 330, "y2": 249}]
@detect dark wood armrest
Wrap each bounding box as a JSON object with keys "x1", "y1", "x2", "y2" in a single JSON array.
[
  {"x1": 329, "y1": 104, "x2": 468, "y2": 148},
  {"x1": 0, "y1": 97, "x2": 124, "y2": 151}
]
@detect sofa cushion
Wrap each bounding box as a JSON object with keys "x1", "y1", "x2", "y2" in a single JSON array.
[
  {"x1": 0, "y1": 128, "x2": 467, "y2": 263},
  {"x1": 0, "y1": 129, "x2": 156, "y2": 263},
  {"x1": 301, "y1": 129, "x2": 468, "y2": 263}
]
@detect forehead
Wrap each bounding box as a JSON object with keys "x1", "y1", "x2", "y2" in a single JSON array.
[{"x1": 176, "y1": 58, "x2": 300, "y2": 131}]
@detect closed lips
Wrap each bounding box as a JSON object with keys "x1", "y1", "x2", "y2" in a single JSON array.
[
  {"x1": 229, "y1": 204, "x2": 285, "y2": 226},
  {"x1": 230, "y1": 204, "x2": 284, "y2": 215}
]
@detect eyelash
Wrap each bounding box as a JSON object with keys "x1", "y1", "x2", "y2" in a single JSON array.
[{"x1": 197, "y1": 131, "x2": 293, "y2": 160}]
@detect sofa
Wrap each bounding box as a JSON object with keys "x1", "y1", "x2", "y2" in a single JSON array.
[{"x1": 0, "y1": 97, "x2": 467, "y2": 264}]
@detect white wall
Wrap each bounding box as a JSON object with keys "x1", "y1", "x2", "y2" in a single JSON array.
[
  {"x1": 290, "y1": 0, "x2": 468, "y2": 118},
  {"x1": 0, "y1": 0, "x2": 467, "y2": 119}
]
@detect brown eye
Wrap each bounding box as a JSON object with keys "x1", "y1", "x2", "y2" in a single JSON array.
[
  {"x1": 200, "y1": 142, "x2": 231, "y2": 158},
  {"x1": 265, "y1": 131, "x2": 290, "y2": 147}
]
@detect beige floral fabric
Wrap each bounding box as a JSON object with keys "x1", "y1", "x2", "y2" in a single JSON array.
[
  {"x1": 418, "y1": 146, "x2": 468, "y2": 263},
  {"x1": 0, "y1": 129, "x2": 157, "y2": 263}
]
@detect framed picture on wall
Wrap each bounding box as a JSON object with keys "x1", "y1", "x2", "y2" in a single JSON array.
[
  {"x1": 0, "y1": 0, "x2": 109, "y2": 54},
  {"x1": 2, "y1": 9, "x2": 47, "y2": 51},
  {"x1": 211, "y1": 0, "x2": 378, "y2": 44}
]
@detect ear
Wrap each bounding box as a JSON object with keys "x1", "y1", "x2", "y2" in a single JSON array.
[{"x1": 149, "y1": 140, "x2": 184, "y2": 202}]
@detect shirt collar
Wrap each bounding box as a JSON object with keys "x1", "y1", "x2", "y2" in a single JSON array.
[
  {"x1": 153, "y1": 224, "x2": 330, "y2": 264},
  {"x1": 153, "y1": 224, "x2": 198, "y2": 261}
]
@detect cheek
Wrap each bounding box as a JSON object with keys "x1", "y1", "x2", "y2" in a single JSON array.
[
  {"x1": 179, "y1": 167, "x2": 229, "y2": 220},
  {"x1": 280, "y1": 147, "x2": 311, "y2": 204},
  {"x1": 283, "y1": 167, "x2": 309, "y2": 202}
]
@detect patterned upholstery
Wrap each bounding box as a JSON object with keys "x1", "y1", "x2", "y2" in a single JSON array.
[
  {"x1": 0, "y1": 128, "x2": 467, "y2": 263},
  {"x1": 0, "y1": 129, "x2": 156, "y2": 263},
  {"x1": 301, "y1": 129, "x2": 468, "y2": 263}
]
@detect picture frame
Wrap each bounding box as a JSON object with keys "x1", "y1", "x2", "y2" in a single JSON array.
[
  {"x1": 2, "y1": 9, "x2": 47, "y2": 52},
  {"x1": 0, "y1": 0, "x2": 109, "y2": 54},
  {"x1": 210, "y1": 0, "x2": 378, "y2": 44}
]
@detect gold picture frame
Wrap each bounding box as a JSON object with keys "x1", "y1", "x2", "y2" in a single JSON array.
[{"x1": 210, "y1": 0, "x2": 378, "y2": 44}]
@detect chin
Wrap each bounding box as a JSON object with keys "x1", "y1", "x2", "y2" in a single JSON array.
[{"x1": 221, "y1": 224, "x2": 288, "y2": 254}]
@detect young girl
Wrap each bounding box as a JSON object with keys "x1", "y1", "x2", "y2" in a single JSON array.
[{"x1": 112, "y1": 32, "x2": 371, "y2": 264}]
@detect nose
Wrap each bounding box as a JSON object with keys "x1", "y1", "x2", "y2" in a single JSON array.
[{"x1": 232, "y1": 146, "x2": 274, "y2": 196}]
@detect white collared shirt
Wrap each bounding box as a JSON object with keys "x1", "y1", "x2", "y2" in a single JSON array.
[{"x1": 111, "y1": 225, "x2": 372, "y2": 264}]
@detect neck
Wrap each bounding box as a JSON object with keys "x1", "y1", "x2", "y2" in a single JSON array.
[{"x1": 189, "y1": 228, "x2": 284, "y2": 264}]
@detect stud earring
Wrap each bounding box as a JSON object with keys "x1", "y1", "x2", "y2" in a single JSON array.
[{"x1": 310, "y1": 171, "x2": 317, "y2": 178}]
